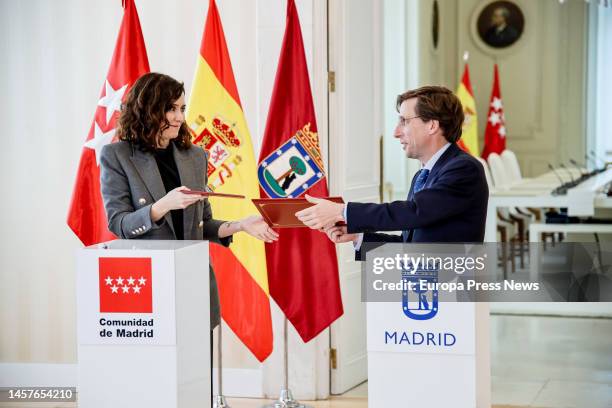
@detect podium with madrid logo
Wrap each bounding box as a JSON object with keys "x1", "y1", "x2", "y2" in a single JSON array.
[
  {"x1": 367, "y1": 267, "x2": 491, "y2": 408},
  {"x1": 76, "y1": 240, "x2": 211, "y2": 407}
]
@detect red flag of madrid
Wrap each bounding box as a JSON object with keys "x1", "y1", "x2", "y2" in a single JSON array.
[
  {"x1": 481, "y1": 64, "x2": 507, "y2": 160},
  {"x1": 99, "y1": 257, "x2": 152, "y2": 313},
  {"x1": 67, "y1": 0, "x2": 150, "y2": 246},
  {"x1": 258, "y1": 0, "x2": 343, "y2": 342}
]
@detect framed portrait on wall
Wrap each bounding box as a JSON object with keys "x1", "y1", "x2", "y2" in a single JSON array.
[{"x1": 474, "y1": 0, "x2": 525, "y2": 51}]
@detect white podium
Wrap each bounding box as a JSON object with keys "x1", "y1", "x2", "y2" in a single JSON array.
[
  {"x1": 76, "y1": 240, "x2": 211, "y2": 408},
  {"x1": 367, "y1": 301, "x2": 491, "y2": 407}
]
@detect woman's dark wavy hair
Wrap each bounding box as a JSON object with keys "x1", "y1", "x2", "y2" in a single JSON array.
[{"x1": 117, "y1": 72, "x2": 192, "y2": 152}]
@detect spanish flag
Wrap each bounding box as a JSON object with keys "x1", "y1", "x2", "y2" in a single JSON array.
[
  {"x1": 455, "y1": 63, "x2": 479, "y2": 156},
  {"x1": 186, "y1": 0, "x2": 272, "y2": 361}
]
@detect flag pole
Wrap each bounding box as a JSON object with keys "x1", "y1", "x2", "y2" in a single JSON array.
[
  {"x1": 283, "y1": 317, "x2": 288, "y2": 390},
  {"x1": 262, "y1": 317, "x2": 311, "y2": 408},
  {"x1": 213, "y1": 323, "x2": 231, "y2": 408}
]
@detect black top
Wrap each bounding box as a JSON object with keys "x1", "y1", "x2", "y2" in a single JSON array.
[{"x1": 153, "y1": 144, "x2": 184, "y2": 240}]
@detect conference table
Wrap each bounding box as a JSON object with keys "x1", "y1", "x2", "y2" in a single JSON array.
[{"x1": 484, "y1": 167, "x2": 612, "y2": 280}]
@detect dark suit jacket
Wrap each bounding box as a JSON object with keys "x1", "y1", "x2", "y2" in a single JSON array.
[
  {"x1": 100, "y1": 140, "x2": 230, "y2": 328},
  {"x1": 347, "y1": 143, "x2": 488, "y2": 258}
]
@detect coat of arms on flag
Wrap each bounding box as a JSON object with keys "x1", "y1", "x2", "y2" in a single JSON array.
[
  {"x1": 463, "y1": 106, "x2": 476, "y2": 132},
  {"x1": 99, "y1": 257, "x2": 152, "y2": 313},
  {"x1": 257, "y1": 123, "x2": 325, "y2": 199},
  {"x1": 189, "y1": 114, "x2": 243, "y2": 191}
]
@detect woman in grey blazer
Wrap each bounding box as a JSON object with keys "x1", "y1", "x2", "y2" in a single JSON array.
[{"x1": 99, "y1": 72, "x2": 278, "y2": 329}]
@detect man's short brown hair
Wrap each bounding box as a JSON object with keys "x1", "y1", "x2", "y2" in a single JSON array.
[{"x1": 396, "y1": 86, "x2": 464, "y2": 143}]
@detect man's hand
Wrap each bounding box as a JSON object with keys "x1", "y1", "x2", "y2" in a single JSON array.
[
  {"x1": 324, "y1": 225, "x2": 359, "y2": 244},
  {"x1": 295, "y1": 194, "x2": 345, "y2": 230}
]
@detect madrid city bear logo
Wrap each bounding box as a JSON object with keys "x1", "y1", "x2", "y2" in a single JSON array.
[
  {"x1": 401, "y1": 265, "x2": 439, "y2": 321},
  {"x1": 258, "y1": 124, "x2": 326, "y2": 198}
]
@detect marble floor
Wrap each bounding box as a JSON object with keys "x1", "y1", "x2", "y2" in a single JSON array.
[
  {"x1": 489, "y1": 314, "x2": 612, "y2": 408},
  {"x1": 2, "y1": 315, "x2": 610, "y2": 408},
  {"x1": 227, "y1": 314, "x2": 612, "y2": 408}
]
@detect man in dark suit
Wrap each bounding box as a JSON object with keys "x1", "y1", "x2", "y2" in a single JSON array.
[{"x1": 296, "y1": 86, "x2": 488, "y2": 252}]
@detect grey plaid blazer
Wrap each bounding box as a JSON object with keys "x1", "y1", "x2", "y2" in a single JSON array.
[{"x1": 100, "y1": 141, "x2": 230, "y2": 328}]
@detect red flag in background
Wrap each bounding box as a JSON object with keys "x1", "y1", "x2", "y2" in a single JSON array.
[
  {"x1": 257, "y1": 0, "x2": 343, "y2": 342},
  {"x1": 67, "y1": 0, "x2": 150, "y2": 246},
  {"x1": 481, "y1": 64, "x2": 507, "y2": 160}
]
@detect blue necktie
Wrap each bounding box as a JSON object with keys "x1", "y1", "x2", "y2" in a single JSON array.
[{"x1": 402, "y1": 169, "x2": 430, "y2": 242}]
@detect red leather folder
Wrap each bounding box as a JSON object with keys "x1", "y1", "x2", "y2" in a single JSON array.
[{"x1": 252, "y1": 197, "x2": 345, "y2": 228}]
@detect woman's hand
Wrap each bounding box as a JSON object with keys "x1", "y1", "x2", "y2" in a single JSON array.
[
  {"x1": 240, "y1": 215, "x2": 279, "y2": 243},
  {"x1": 151, "y1": 186, "x2": 201, "y2": 222}
]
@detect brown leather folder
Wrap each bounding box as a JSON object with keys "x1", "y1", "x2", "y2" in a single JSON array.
[
  {"x1": 252, "y1": 197, "x2": 345, "y2": 228},
  {"x1": 183, "y1": 190, "x2": 245, "y2": 199}
]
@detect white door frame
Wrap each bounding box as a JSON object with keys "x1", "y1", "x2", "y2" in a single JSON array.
[{"x1": 327, "y1": 0, "x2": 384, "y2": 395}]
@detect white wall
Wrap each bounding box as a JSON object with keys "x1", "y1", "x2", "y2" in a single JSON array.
[
  {"x1": 382, "y1": 0, "x2": 425, "y2": 202},
  {"x1": 0, "y1": 0, "x2": 321, "y2": 386},
  {"x1": 382, "y1": 0, "x2": 460, "y2": 201}
]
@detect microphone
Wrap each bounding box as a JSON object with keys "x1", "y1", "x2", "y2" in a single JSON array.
[
  {"x1": 559, "y1": 163, "x2": 575, "y2": 184},
  {"x1": 569, "y1": 158, "x2": 587, "y2": 177},
  {"x1": 569, "y1": 158, "x2": 591, "y2": 181},
  {"x1": 548, "y1": 163, "x2": 568, "y2": 195}
]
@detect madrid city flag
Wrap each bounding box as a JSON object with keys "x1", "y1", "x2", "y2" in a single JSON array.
[
  {"x1": 67, "y1": 0, "x2": 150, "y2": 246},
  {"x1": 258, "y1": 0, "x2": 343, "y2": 342},
  {"x1": 455, "y1": 63, "x2": 479, "y2": 156},
  {"x1": 186, "y1": 0, "x2": 273, "y2": 361}
]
